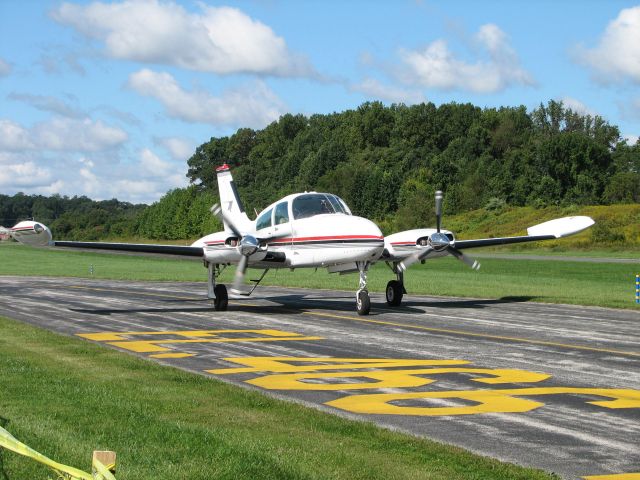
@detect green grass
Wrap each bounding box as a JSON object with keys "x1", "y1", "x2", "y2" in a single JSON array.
[
  {"x1": 1, "y1": 242, "x2": 638, "y2": 309},
  {"x1": 0, "y1": 316, "x2": 557, "y2": 480}
]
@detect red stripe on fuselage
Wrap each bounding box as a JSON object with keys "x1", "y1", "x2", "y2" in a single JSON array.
[{"x1": 270, "y1": 235, "x2": 383, "y2": 244}]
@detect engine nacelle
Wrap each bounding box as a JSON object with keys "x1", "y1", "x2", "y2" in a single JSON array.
[{"x1": 11, "y1": 221, "x2": 52, "y2": 246}]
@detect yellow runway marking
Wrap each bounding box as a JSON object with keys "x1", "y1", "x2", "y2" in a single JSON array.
[
  {"x1": 583, "y1": 474, "x2": 640, "y2": 480},
  {"x1": 246, "y1": 367, "x2": 549, "y2": 391},
  {"x1": 304, "y1": 311, "x2": 640, "y2": 358},
  {"x1": 326, "y1": 387, "x2": 640, "y2": 416},
  {"x1": 78, "y1": 329, "x2": 323, "y2": 354},
  {"x1": 149, "y1": 353, "x2": 194, "y2": 359}
]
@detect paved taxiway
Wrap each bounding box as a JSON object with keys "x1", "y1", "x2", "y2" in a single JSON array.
[{"x1": 1, "y1": 275, "x2": 639, "y2": 479}]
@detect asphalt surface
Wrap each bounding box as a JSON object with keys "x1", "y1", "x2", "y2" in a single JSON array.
[{"x1": 1, "y1": 275, "x2": 639, "y2": 479}]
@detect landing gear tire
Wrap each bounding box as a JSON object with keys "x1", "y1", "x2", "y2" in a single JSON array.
[
  {"x1": 386, "y1": 280, "x2": 403, "y2": 307},
  {"x1": 356, "y1": 289, "x2": 371, "y2": 316},
  {"x1": 213, "y1": 284, "x2": 228, "y2": 311}
]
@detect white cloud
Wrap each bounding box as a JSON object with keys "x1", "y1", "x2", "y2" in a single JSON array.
[
  {"x1": 51, "y1": 0, "x2": 313, "y2": 77},
  {"x1": 576, "y1": 6, "x2": 640, "y2": 84},
  {"x1": 0, "y1": 58, "x2": 11, "y2": 76},
  {"x1": 560, "y1": 96, "x2": 596, "y2": 116},
  {"x1": 140, "y1": 148, "x2": 174, "y2": 176},
  {"x1": 155, "y1": 136, "x2": 194, "y2": 161},
  {"x1": 8, "y1": 92, "x2": 84, "y2": 118},
  {"x1": 0, "y1": 120, "x2": 35, "y2": 151},
  {"x1": 0, "y1": 162, "x2": 52, "y2": 188},
  {"x1": 33, "y1": 117, "x2": 128, "y2": 152},
  {"x1": 398, "y1": 24, "x2": 534, "y2": 93},
  {"x1": 127, "y1": 69, "x2": 285, "y2": 128},
  {"x1": 623, "y1": 134, "x2": 639, "y2": 145},
  {"x1": 351, "y1": 78, "x2": 426, "y2": 104}
]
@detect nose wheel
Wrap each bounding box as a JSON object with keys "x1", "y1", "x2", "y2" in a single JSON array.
[
  {"x1": 206, "y1": 262, "x2": 228, "y2": 311},
  {"x1": 356, "y1": 289, "x2": 370, "y2": 315}
]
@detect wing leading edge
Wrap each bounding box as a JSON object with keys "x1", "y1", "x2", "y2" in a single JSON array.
[{"x1": 53, "y1": 241, "x2": 204, "y2": 257}]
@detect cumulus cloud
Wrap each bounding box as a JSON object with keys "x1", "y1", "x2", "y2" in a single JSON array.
[
  {"x1": 560, "y1": 96, "x2": 596, "y2": 116},
  {"x1": 0, "y1": 120, "x2": 35, "y2": 151},
  {"x1": 155, "y1": 136, "x2": 195, "y2": 161},
  {"x1": 398, "y1": 24, "x2": 534, "y2": 93},
  {"x1": 350, "y1": 78, "x2": 426, "y2": 104},
  {"x1": 0, "y1": 162, "x2": 52, "y2": 188},
  {"x1": 8, "y1": 92, "x2": 85, "y2": 118},
  {"x1": 127, "y1": 69, "x2": 285, "y2": 128},
  {"x1": 33, "y1": 117, "x2": 128, "y2": 152},
  {"x1": 576, "y1": 6, "x2": 640, "y2": 84},
  {"x1": 51, "y1": 0, "x2": 314, "y2": 77},
  {"x1": 0, "y1": 58, "x2": 11, "y2": 76},
  {"x1": 0, "y1": 109, "x2": 186, "y2": 203}
]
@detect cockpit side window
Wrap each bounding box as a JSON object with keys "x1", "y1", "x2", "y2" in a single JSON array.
[
  {"x1": 274, "y1": 201, "x2": 289, "y2": 225},
  {"x1": 256, "y1": 208, "x2": 273, "y2": 230}
]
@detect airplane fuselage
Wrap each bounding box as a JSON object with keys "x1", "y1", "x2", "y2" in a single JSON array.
[{"x1": 193, "y1": 192, "x2": 385, "y2": 269}]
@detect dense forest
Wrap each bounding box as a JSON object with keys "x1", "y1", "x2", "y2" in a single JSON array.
[{"x1": 2, "y1": 100, "x2": 639, "y2": 240}]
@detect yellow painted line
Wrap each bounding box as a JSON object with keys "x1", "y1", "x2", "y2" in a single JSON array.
[
  {"x1": 303, "y1": 311, "x2": 640, "y2": 358},
  {"x1": 108, "y1": 336, "x2": 324, "y2": 353},
  {"x1": 583, "y1": 474, "x2": 640, "y2": 480},
  {"x1": 149, "y1": 353, "x2": 194, "y2": 359}
]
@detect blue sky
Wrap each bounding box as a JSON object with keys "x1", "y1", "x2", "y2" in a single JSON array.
[{"x1": 1, "y1": 0, "x2": 639, "y2": 204}]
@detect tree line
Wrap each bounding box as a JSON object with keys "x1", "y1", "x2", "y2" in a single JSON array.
[{"x1": 2, "y1": 100, "x2": 639, "y2": 240}]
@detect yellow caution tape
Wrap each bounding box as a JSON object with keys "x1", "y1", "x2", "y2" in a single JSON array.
[
  {"x1": 92, "y1": 457, "x2": 117, "y2": 480},
  {"x1": 0, "y1": 424, "x2": 115, "y2": 480}
]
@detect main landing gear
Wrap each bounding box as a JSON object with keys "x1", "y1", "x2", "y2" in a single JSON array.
[
  {"x1": 355, "y1": 261, "x2": 406, "y2": 315},
  {"x1": 207, "y1": 262, "x2": 228, "y2": 311},
  {"x1": 385, "y1": 262, "x2": 406, "y2": 307},
  {"x1": 355, "y1": 261, "x2": 371, "y2": 315}
]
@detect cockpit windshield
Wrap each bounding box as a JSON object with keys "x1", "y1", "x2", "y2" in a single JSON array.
[{"x1": 292, "y1": 193, "x2": 351, "y2": 220}]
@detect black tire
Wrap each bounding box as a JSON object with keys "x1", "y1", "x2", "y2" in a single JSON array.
[
  {"x1": 213, "y1": 284, "x2": 228, "y2": 311},
  {"x1": 356, "y1": 289, "x2": 371, "y2": 316},
  {"x1": 386, "y1": 280, "x2": 403, "y2": 307}
]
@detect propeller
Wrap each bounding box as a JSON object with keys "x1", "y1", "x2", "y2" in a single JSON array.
[
  {"x1": 210, "y1": 204, "x2": 281, "y2": 294},
  {"x1": 398, "y1": 191, "x2": 480, "y2": 272}
]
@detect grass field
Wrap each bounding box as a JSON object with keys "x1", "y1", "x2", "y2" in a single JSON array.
[
  {"x1": 1, "y1": 242, "x2": 638, "y2": 309},
  {"x1": 0, "y1": 316, "x2": 558, "y2": 480}
]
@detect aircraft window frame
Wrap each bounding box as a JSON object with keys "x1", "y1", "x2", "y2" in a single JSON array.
[
  {"x1": 337, "y1": 197, "x2": 352, "y2": 215},
  {"x1": 256, "y1": 208, "x2": 273, "y2": 230},
  {"x1": 292, "y1": 193, "x2": 351, "y2": 220},
  {"x1": 326, "y1": 195, "x2": 345, "y2": 214},
  {"x1": 274, "y1": 201, "x2": 289, "y2": 225}
]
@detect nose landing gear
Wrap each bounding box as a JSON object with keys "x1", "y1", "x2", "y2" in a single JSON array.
[{"x1": 355, "y1": 261, "x2": 371, "y2": 315}]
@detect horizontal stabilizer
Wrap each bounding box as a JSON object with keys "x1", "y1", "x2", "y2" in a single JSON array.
[{"x1": 526, "y1": 216, "x2": 595, "y2": 239}]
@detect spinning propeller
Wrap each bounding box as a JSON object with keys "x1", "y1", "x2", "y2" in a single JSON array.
[
  {"x1": 210, "y1": 204, "x2": 274, "y2": 295},
  {"x1": 398, "y1": 190, "x2": 480, "y2": 272}
]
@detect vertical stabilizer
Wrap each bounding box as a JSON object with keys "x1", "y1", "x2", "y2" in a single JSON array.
[{"x1": 216, "y1": 164, "x2": 252, "y2": 233}]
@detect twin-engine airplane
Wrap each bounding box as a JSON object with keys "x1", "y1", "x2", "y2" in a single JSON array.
[{"x1": 11, "y1": 164, "x2": 594, "y2": 315}]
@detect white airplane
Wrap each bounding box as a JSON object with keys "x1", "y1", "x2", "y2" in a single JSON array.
[{"x1": 10, "y1": 163, "x2": 595, "y2": 315}]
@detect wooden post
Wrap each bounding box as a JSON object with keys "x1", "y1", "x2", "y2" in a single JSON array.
[{"x1": 92, "y1": 450, "x2": 116, "y2": 479}]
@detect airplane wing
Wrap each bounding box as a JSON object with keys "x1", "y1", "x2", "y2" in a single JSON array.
[
  {"x1": 388, "y1": 215, "x2": 595, "y2": 271},
  {"x1": 53, "y1": 241, "x2": 204, "y2": 257},
  {"x1": 454, "y1": 216, "x2": 595, "y2": 249}
]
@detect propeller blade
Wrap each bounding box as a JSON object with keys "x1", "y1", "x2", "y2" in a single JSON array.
[
  {"x1": 446, "y1": 246, "x2": 481, "y2": 270},
  {"x1": 231, "y1": 255, "x2": 249, "y2": 294},
  {"x1": 435, "y1": 190, "x2": 443, "y2": 233},
  {"x1": 398, "y1": 246, "x2": 434, "y2": 272},
  {"x1": 211, "y1": 204, "x2": 243, "y2": 238}
]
